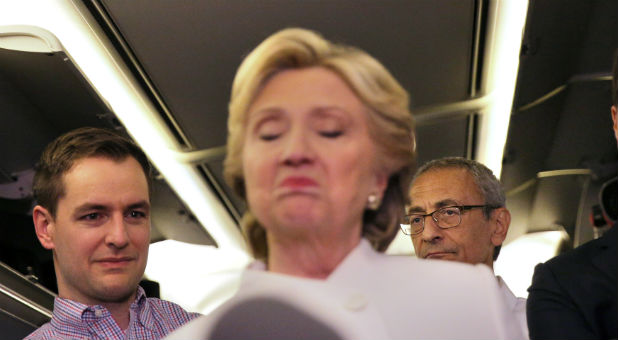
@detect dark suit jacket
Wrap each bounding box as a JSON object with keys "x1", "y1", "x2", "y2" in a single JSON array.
[{"x1": 527, "y1": 226, "x2": 617, "y2": 339}]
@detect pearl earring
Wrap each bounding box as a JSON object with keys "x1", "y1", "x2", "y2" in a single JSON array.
[{"x1": 367, "y1": 194, "x2": 381, "y2": 210}]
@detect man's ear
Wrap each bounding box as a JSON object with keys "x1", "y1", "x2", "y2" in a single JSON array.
[
  {"x1": 33, "y1": 205, "x2": 56, "y2": 250},
  {"x1": 612, "y1": 105, "x2": 618, "y2": 142},
  {"x1": 490, "y1": 207, "x2": 511, "y2": 247}
]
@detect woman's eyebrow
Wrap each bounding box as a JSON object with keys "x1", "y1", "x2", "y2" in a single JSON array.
[
  {"x1": 311, "y1": 106, "x2": 351, "y2": 116},
  {"x1": 250, "y1": 106, "x2": 283, "y2": 115},
  {"x1": 310, "y1": 107, "x2": 353, "y2": 126},
  {"x1": 246, "y1": 108, "x2": 285, "y2": 131}
]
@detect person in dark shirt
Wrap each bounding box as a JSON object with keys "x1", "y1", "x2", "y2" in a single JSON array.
[{"x1": 526, "y1": 50, "x2": 618, "y2": 340}]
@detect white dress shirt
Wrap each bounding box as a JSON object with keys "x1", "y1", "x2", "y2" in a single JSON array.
[
  {"x1": 497, "y1": 275, "x2": 529, "y2": 339},
  {"x1": 167, "y1": 239, "x2": 525, "y2": 339}
]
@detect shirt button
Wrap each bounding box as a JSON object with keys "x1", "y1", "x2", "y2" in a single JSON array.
[
  {"x1": 95, "y1": 309, "x2": 103, "y2": 317},
  {"x1": 343, "y1": 293, "x2": 368, "y2": 312}
]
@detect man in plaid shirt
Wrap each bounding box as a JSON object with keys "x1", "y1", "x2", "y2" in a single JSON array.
[{"x1": 25, "y1": 127, "x2": 200, "y2": 340}]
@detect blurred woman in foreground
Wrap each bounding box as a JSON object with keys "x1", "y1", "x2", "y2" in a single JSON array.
[{"x1": 168, "y1": 28, "x2": 523, "y2": 339}]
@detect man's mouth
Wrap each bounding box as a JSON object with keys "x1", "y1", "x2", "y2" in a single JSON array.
[
  {"x1": 95, "y1": 257, "x2": 135, "y2": 268},
  {"x1": 424, "y1": 252, "x2": 455, "y2": 259}
]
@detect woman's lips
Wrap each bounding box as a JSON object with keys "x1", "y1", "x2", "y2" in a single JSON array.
[{"x1": 280, "y1": 176, "x2": 318, "y2": 188}]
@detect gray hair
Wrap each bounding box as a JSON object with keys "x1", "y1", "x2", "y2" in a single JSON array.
[{"x1": 412, "y1": 157, "x2": 506, "y2": 260}]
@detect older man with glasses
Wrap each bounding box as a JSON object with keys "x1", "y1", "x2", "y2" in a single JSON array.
[{"x1": 403, "y1": 157, "x2": 528, "y2": 339}]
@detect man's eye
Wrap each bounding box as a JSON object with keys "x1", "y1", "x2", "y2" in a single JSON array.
[
  {"x1": 128, "y1": 211, "x2": 146, "y2": 219},
  {"x1": 442, "y1": 208, "x2": 458, "y2": 216},
  {"x1": 319, "y1": 131, "x2": 342, "y2": 138},
  {"x1": 410, "y1": 216, "x2": 423, "y2": 224},
  {"x1": 81, "y1": 213, "x2": 100, "y2": 220}
]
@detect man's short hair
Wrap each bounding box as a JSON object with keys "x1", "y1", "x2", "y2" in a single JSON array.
[
  {"x1": 412, "y1": 157, "x2": 506, "y2": 260},
  {"x1": 33, "y1": 127, "x2": 152, "y2": 218},
  {"x1": 612, "y1": 48, "x2": 618, "y2": 107}
]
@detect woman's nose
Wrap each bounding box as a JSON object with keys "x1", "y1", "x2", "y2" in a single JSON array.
[{"x1": 281, "y1": 127, "x2": 314, "y2": 166}]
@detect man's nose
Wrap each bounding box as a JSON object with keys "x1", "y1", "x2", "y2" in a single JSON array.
[
  {"x1": 420, "y1": 216, "x2": 444, "y2": 243},
  {"x1": 281, "y1": 127, "x2": 315, "y2": 166},
  {"x1": 105, "y1": 214, "x2": 130, "y2": 249}
]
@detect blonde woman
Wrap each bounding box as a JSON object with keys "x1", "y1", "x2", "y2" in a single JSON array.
[{"x1": 169, "y1": 28, "x2": 523, "y2": 339}]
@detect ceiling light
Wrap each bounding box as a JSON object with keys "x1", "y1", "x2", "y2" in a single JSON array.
[
  {"x1": 476, "y1": 0, "x2": 529, "y2": 177},
  {"x1": 0, "y1": 0, "x2": 248, "y2": 255}
]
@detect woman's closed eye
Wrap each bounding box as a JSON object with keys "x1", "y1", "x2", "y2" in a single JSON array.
[
  {"x1": 319, "y1": 130, "x2": 343, "y2": 138},
  {"x1": 256, "y1": 119, "x2": 285, "y2": 141},
  {"x1": 259, "y1": 133, "x2": 281, "y2": 141},
  {"x1": 312, "y1": 112, "x2": 346, "y2": 139}
]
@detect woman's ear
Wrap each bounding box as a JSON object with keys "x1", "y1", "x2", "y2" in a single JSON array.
[
  {"x1": 490, "y1": 207, "x2": 511, "y2": 247},
  {"x1": 373, "y1": 170, "x2": 389, "y2": 200},
  {"x1": 33, "y1": 205, "x2": 56, "y2": 250}
]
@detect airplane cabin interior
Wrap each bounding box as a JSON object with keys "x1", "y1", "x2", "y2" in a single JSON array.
[{"x1": 0, "y1": 0, "x2": 616, "y2": 338}]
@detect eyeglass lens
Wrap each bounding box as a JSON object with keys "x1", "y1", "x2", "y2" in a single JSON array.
[{"x1": 404, "y1": 207, "x2": 463, "y2": 234}]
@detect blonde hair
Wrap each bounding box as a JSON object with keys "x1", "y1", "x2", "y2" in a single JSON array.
[{"x1": 224, "y1": 28, "x2": 416, "y2": 259}]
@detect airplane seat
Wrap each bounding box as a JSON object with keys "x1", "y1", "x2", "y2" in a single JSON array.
[
  {"x1": 598, "y1": 176, "x2": 617, "y2": 226},
  {"x1": 590, "y1": 176, "x2": 617, "y2": 238},
  {"x1": 139, "y1": 278, "x2": 160, "y2": 299},
  {"x1": 0, "y1": 197, "x2": 57, "y2": 293}
]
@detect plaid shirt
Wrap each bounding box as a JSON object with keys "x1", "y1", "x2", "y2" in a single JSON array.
[{"x1": 24, "y1": 286, "x2": 200, "y2": 340}]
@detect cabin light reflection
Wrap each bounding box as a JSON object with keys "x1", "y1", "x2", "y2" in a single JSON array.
[
  {"x1": 0, "y1": 0, "x2": 248, "y2": 254},
  {"x1": 476, "y1": 0, "x2": 529, "y2": 177},
  {"x1": 494, "y1": 230, "x2": 568, "y2": 298},
  {"x1": 145, "y1": 240, "x2": 250, "y2": 314}
]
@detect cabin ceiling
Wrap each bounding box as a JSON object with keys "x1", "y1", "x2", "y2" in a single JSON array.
[
  {"x1": 503, "y1": 0, "x2": 617, "y2": 243},
  {"x1": 505, "y1": 0, "x2": 617, "y2": 191},
  {"x1": 95, "y1": 0, "x2": 618, "y2": 242},
  {"x1": 98, "y1": 0, "x2": 478, "y2": 152},
  {"x1": 93, "y1": 0, "x2": 483, "y2": 223},
  {"x1": 0, "y1": 0, "x2": 616, "y2": 249}
]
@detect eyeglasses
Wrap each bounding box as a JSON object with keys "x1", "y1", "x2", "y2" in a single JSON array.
[{"x1": 400, "y1": 205, "x2": 499, "y2": 236}]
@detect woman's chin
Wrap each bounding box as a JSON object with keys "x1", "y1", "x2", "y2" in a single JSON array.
[{"x1": 274, "y1": 199, "x2": 326, "y2": 227}]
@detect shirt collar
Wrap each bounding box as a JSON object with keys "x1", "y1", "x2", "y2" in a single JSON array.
[
  {"x1": 132, "y1": 285, "x2": 154, "y2": 330},
  {"x1": 248, "y1": 259, "x2": 267, "y2": 271},
  {"x1": 326, "y1": 239, "x2": 374, "y2": 283},
  {"x1": 50, "y1": 286, "x2": 149, "y2": 333},
  {"x1": 50, "y1": 297, "x2": 92, "y2": 336},
  {"x1": 496, "y1": 275, "x2": 517, "y2": 309},
  {"x1": 246, "y1": 238, "x2": 373, "y2": 281}
]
